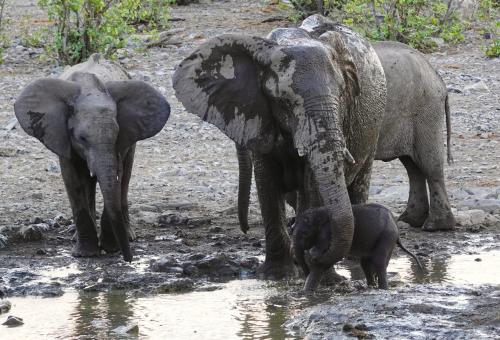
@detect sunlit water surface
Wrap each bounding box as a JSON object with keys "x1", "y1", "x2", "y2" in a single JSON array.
[{"x1": 1, "y1": 250, "x2": 498, "y2": 339}]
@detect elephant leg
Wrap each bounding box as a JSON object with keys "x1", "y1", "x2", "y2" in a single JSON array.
[
  {"x1": 360, "y1": 258, "x2": 376, "y2": 287},
  {"x1": 348, "y1": 157, "x2": 374, "y2": 204},
  {"x1": 399, "y1": 156, "x2": 429, "y2": 227},
  {"x1": 100, "y1": 146, "x2": 136, "y2": 253},
  {"x1": 422, "y1": 175, "x2": 455, "y2": 231},
  {"x1": 254, "y1": 154, "x2": 296, "y2": 279},
  {"x1": 59, "y1": 156, "x2": 100, "y2": 257}
]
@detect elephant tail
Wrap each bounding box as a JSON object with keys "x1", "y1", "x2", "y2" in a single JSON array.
[
  {"x1": 236, "y1": 144, "x2": 253, "y2": 234},
  {"x1": 445, "y1": 94, "x2": 453, "y2": 164},
  {"x1": 397, "y1": 238, "x2": 424, "y2": 271}
]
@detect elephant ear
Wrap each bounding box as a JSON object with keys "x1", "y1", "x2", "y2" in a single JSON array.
[
  {"x1": 106, "y1": 80, "x2": 171, "y2": 152},
  {"x1": 319, "y1": 31, "x2": 360, "y2": 104},
  {"x1": 172, "y1": 34, "x2": 278, "y2": 151},
  {"x1": 14, "y1": 78, "x2": 81, "y2": 158}
]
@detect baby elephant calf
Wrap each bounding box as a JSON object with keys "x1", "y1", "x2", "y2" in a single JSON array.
[{"x1": 292, "y1": 203, "x2": 423, "y2": 291}]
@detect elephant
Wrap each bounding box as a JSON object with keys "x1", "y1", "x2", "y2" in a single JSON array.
[
  {"x1": 237, "y1": 15, "x2": 456, "y2": 236},
  {"x1": 291, "y1": 203, "x2": 424, "y2": 291},
  {"x1": 173, "y1": 24, "x2": 387, "y2": 278},
  {"x1": 14, "y1": 53, "x2": 171, "y2": 262}
]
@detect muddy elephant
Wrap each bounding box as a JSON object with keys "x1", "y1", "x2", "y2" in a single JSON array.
[
  {"x1": 237, "y1": 15, "x2": 456, "y2": 235},
  {"x1": 14, "y1": 54, "x2": 171, "y2": 261},
  {"x1": 291, "y1": 204, "x2": 423, "y2": 291},
  {"x1": 173, "y1": 26, "x2": 387, "y2": 278}
]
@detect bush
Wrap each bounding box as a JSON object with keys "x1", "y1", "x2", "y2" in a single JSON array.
[
  {"x1": 332, "y1": 0, "x2": 465, "y2": 52},
  {"x1": 38, "y1": 0, "x2": 173, "y2": 65},
  {"x1": 484, "y1": 38, "x2": 499, "y2": 57}
]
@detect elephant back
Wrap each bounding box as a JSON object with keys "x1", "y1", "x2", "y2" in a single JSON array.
[{"x1": 60, "y1": 53, "x2": 131, "y2": 82}]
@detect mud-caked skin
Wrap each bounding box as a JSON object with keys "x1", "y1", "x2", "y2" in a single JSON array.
[
  {"x1": 173, "y1": 15, "x2": 386, "y2": 279},
  {"x1": 292, "y1": 203, "x2": 423, "y2": 291},
  {"x1": 237, "y1": 16, "x2": 456, "y2": 237},
  {"x1": 14, "y1": 54, "x2": 170, "y2": 262}
]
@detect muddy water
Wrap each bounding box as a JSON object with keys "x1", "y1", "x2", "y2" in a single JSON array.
[{"x1": 1, "y1": 250, "x2": 499, "y2": 339}]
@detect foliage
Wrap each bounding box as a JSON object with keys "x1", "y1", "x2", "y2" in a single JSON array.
[
  {"x1": 484, "y1": 38, "x2": 499, "y2": 57},
  {"x1": 287, "y1": 0, "x2": 499, "y2": 55},
  {"x1": 38, "y1": 0, "x2": 173, "y2": 65},
  {"x1": 332, "y1": 0, "x2": 465, "y2": 52}
]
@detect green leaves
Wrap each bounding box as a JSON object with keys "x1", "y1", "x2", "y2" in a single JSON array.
[{"x1": 38, "y1": 0, "x2": 172, "y2": 65}]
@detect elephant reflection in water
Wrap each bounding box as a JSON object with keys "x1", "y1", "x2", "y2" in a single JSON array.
[{"x1": 72, "y1": 290, "x2": 134, "y2": 337}]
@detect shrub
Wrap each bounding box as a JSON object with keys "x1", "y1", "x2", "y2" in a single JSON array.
[
  {"x1": 287, "y1": 0, "x2": 466, "y2": 52},
  {"x1": 38, "y1": 0, "x2": 172, "y2": 65}
]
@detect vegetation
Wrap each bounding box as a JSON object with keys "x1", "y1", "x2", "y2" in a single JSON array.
[
  {"x1": 37, "y1": 0, "x2": 174, "y2": 65},
  {"x1": 287, "y1": 0, "x2": 498, "y2": 55}
]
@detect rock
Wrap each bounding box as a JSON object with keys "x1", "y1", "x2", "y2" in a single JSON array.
[
  {"x1": 0, "y1": 234, "x2": 7, "y2": 249},
  {"x1": 19, "y1": 223, "x2": 49, "y2": 241},
  {"x1": 150, "y1": 257, "x2": 182, "y2": 273},
  {"x1": 156, "y1": 278, "x2": 194, "y2": 293},
  {"x1": 459, "y1": 199, "x2": 500, "y2": 215},
  {"x1": 3, "y1": 118, "x2": 18, "y2": 131},
  {"x1": 112, "y1": 323, "x2": 139, "y2": 335},
  {"x1": 0, "y1": 300, "x2": 11, "y2": 314},
  {"x1": 0, "y1": 147, "x2": 17, "y2": 157},
  {"x1": 2, "y1": 315, "x2": 23, "y2": 327},
  {"x1": 455, "y1": 209, "x2": 487, "y2": 227},
  {"x1": 46, "y1": 161, "x2": 60, "y2": 174},
  {"x1": 464, "y1": 81, "x2": 489, "y2": 93}
]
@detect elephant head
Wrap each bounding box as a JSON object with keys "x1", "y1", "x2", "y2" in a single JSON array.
[
  {"x1": 173, "y1": 33, "x2": 360, "y2": 267},
  {"x1": 14, "y1": 72, "x2": 170, "y2": 261},
  {"x1": 292, "y1": 207, "x2": 332, "y2": 291}
]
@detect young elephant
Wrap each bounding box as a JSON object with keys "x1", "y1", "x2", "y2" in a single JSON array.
[
  {"x1": 292, "y1": 203, "x2": 423, "y2": 291},
  {"x1": 14, "y1": 54, "x2": 170, "y2": 262}
]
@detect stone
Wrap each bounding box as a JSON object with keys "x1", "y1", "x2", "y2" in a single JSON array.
[
  {"x1": 2, "y1": 315, "x2": 23, "y2": 327},
  {"x1": 156, "y1": 278, "x2": 194, "y2": 293},
  {"x1": 3, "y1": 118, "x2": 18, "y2": 131},
  {"x1": 112, "y1": 323, "x2": 139, "y2": 335},
  {"x1": 0, "y1": 300, "x2": 11, "y2": 314},
  {"x1": 464, "y1": 81, "x2": 489, "y2": 93},
  {"x1": 0, "y1": 234, "x2": 7, "y2": 249},
  {"x1": 19, "y1": 223, "x2": 49, "y2": 241},
  {"x1": 455, "y1": 209, "x2": 487, "y2": 227},
  {"x1": 459, "y1": 199, "x2": 500, "y2": 215}
]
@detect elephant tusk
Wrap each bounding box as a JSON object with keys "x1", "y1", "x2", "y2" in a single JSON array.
[
  {"x1": 343, "y1": 147, "x2": 355, "y2": 165},
  {"x1": 90, "y1": 171, "x2": 94, "y2": 178}
]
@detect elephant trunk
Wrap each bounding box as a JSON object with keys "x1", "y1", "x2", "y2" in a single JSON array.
[
  {"x1": 89, "y1": 148, "x2": 132, "y2": 262},
  {"x1": 236, "y1": 144, "x2": 253, "y2": 234},
  {"x1": 304, "y1": 98, "x2": 354, "y2": 268},
  {"x1": 292, "y1": 228, "x2": 310, "y2": 278}
]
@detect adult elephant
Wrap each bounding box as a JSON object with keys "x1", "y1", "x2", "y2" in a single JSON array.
[
  {"x1": 238, "y1": 15, "x2": 456, "y2": 233},
  {"x1": 173, "y1": 26, "x2": 386, "y2": 278},
  {"x1": 14, "y1": 54, "x2": 170, "y2": 261}
]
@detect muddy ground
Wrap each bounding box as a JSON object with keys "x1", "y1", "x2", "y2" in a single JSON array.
[{"x1": 0, "y1": 0, "x2": 499, "y2": 338}]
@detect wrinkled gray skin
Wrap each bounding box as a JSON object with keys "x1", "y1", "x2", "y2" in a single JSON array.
[
  {"x1": 14, "y1": 54, "x2": 170, "y2": 262},
  {"x1": 292, "y1": 204, "x2": 423, "y2": 291},
  {"x1": 173, "y1": 19, "x2": 386, "y2": 279},
  {"x1": 238, "y1": 16, "x2": 456, "y2": 236},
  {"x1": 373, "y1": 41, "x2": 455, "y2": 231}
]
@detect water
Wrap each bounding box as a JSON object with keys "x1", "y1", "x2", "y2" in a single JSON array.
[{"x1": 1, "y1": 250, "x2": 499, "y2": 339}]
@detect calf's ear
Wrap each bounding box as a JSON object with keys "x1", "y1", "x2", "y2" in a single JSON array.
[{"x1": 14, "y1": 78, "x2": 81, "y2": 158}]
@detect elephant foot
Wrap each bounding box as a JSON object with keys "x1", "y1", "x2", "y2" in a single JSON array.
[
  {"x1": 399, "y1": 209, "x2": 428, "y2": 228},
  {"x1": 72, "y1": 238, "x2": 100, "y2": 257},
  {"x1": 257, "y1": 258, "x2": 297, "y2": 280},
  {"x1": 422, "y1": 214, "x2": 456, "y2": 232},
  {"x1": 320, "y1": 267, "x2": 347, "y2": 286}
]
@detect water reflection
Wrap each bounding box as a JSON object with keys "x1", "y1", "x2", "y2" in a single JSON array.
[{"x1": 1, "y1": 251, "x2": 498, "y2": 339}]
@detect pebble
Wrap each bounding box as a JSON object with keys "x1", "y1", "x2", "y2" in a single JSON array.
[
  {"x1": 112, "y1": 323, "x2": 139, "y2": 335},
  {"x1": 0, "y1": 300, "x2": 11, "y2": 314},
  {"x1": 2, "y1": 315, "x2": 23, "y2": 327}
]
